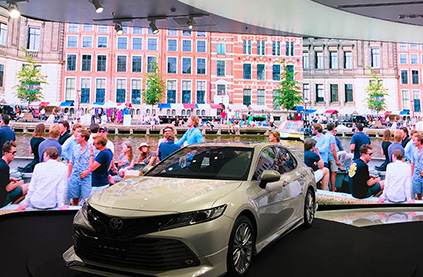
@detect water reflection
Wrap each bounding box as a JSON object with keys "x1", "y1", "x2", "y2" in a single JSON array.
[{"x1": 15, "y1": 133, "x2": 303, "y2": 159}]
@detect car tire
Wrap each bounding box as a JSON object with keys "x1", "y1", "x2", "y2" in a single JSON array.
[
  {"x1": 226, "y1": 215, "x2": 255, "y2": 276},
  {"x1": 303, "y1": 188, "x2": 315, "y2": 228}
]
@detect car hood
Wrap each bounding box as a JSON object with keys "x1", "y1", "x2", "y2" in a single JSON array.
[{"x1": 89, "y1": 176, "x2": 242, "y2": 213}]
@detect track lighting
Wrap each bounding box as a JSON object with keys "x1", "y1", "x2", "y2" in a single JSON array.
[
  {"x1": 187, "y1": 17, "x2": 194, "y2": 30},
  {"x1": 114, "y1": 22, "x2": 124, "y2": 36},
  {"x1": 92, "y1": 0, "x2": 103, "y2": 14},
  {"x1": 149, "y1": 20, "x2": 159, "y2": 34},
  {"x1": 8, "y1": 2, "x2": 20, "y2": 18}
]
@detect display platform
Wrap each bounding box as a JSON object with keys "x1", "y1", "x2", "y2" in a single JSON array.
[{"x1": 0, "y1": 210, "x2": 421, "y2": 277}]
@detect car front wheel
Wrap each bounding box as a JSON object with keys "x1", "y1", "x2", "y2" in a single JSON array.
[
  {"x1": 227, "y1": 215, "x2": 255, "y2": 276},
  {"x1": 303, "y1": 188, "x2": 315, "y2": 228}
]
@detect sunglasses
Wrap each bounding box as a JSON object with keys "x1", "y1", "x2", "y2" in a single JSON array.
[
  {"x1": 367, "y1": 152, "x2": 373, "y2": 156},
  {"x1": 10, "y1": 151, "x2": 17, "y2": 155}
]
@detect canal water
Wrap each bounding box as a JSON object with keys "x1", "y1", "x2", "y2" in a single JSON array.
[{"x1": 15, "y1": 133, "x2": 304, "y2": 159}]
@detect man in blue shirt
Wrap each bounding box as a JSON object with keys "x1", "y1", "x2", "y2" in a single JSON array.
[
  {"x1": 176, "y1": 115, "x2": 204, "y2": 147},
  {"x1": 304, "y1": 138, "x2": 329, "y2": 190},
  {"x1": 0, "y1": 115, "x2": 16, "y2": 157},
  {"x1": 38, "y1": 123, "x2": 62, "y2": 162},
  {"x1": 311, "y1": 123, "x2": 329, "y2": 167},
  {"x1": 388, "y1": 130, "x2": 405, "y2": 163},
  {"x1": 350, "y1": 123, "x2": 371, "y2": 160}
]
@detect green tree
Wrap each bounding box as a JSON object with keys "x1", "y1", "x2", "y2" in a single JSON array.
[
  {"x1": 143, "y1": 57, "x2": 166, "y2": 109},
  {"x1": 274, "y1": 62, "x2": 302, "y2": 111},
  {"x1": 364, "y1": 66, "x2": 389, "y2": 113},
  {"x1": 14, "y1": 47, "x2": 48, "y2": 104}
]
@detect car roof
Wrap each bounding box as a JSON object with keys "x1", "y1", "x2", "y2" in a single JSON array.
[{"x1": 185, "y1": 142, "x2": 279, "y2": 151}]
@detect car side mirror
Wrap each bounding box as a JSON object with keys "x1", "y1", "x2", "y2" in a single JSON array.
[
  {"x1": 142, "y1": 165, "x2": 153, "y2": 175},
  {"x1": 259, "y1": 170, "x2": 281, "y2": 189}
]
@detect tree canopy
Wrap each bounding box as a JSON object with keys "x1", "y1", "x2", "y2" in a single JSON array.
[
  {"x1": 274, "y1": 62, "x2": 302, "y2": 111},
  {"x1": 364, "y1": 66, "x2": 389, "y2": 113},
  {"x1": 143, "y1": 57, "x2": 166, "y2": 107}
]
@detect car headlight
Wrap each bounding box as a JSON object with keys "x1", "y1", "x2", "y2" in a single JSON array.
[{"x1": 159, "y1": 204, "x2": 227, "y2": 231}]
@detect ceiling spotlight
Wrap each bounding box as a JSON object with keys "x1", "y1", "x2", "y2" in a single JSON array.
[
  {"x1": 187, "y1": 17, "x2": 194, "y2": 30},
  {"x1": 92, "y1": 0, "x2": 103, "y2": 14},
  {"x1": 149, "y1": 20, "x2": 159, "y2": 34},
  {"x1": 114, "y1": 22, "x2": 124, "y2": 36},
  {"x1": 8, "y1": 2, "x2": 20, "y2": 18}
]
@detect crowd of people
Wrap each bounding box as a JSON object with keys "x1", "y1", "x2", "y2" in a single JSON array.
[
  {"x1": 304, "y1": 121, "x2": 421, "y2": 203},
  {"x1": 0, "y1": 114, "x2": 204, "y2": 210}
]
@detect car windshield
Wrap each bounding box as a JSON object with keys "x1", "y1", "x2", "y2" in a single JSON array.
[{"x1": 146, "y1": 146, "x2": 254, "y2": 180}]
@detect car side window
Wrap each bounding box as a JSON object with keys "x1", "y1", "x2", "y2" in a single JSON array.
[
  {"x1": 274, "y1": 146, "x2": 297, "y2": 174},
  {"x1": 253, "y1": 147, "x2": 276, "y2": 180}
]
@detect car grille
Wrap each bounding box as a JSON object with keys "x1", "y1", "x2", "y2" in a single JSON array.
[{"x1": 74, "y1": 227, "x2": 200, "y2": 271}]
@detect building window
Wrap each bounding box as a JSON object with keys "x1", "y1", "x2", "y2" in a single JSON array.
[
  {"x1": 167, "y1": 39, "x2": 177, "y2": 51},
  {"x1": 133, "y1": 27, "x2": 143, "y2": 34},
  {"x1": 303, "y1": 83, "x2": 310, "y2": 103},
  {"x1": 371, "y1": 48, "x2": 380, "y2": 68},
  {"x1": 182, "y1": 57, "x2": 192, "y2": 74},
  {"x1": 167, "y1": 29, "x2": 177, "y2": 36},
  {"x1": 399, "y1": 43, "x2": 407, "y2": 51},
  {"x1": 81, "y1": 55, "x2": 92, "y2": 72},
  {"x1": 27, "y1": 27, "x2": 40, "y2": 51},
  {"x1": 97, "y1": 55, "x2": 106, "y2": 72},
  {"x1": 82, "y1": 36, "x2": 92, "y2": 48},
  {"x1": 217, "y1": 84, "x2": 226, "y2": 95},
  {"x1": 167, "y1": 57, "x2": 177, "y2": 74},
  {"x1": 117, "y1": 37, "x2": 127, "y2": 49},
  {"x1": 0, "y1": 23, "x2": 7, "y2": 46},
  {"x1": 344, "y1": 52, "x2": 352, "y2": 69},
  {"x1": 410, "y1": 43, "x2": 418, "y2": 50},
  {"x1": 243, "y1": 64, "x2": 251, "y2": 79},
  {"x1": 243, "y1": 40, "x2": 252, "y2": 54},
  {"x1": 217, "y1": 43, "x2": 225, "y2": 54},
  {"x1": 97, "y1": 36, "x2": 107, "y2": 48},
  {"x1": 315, "y1": 52, "x2": 323, "y2": 69},
  {"x1": 243, "y1": 89, "x2": 251, "y2": 106},
  {"x1": 330, "y1": 84, "x2": 338, "y2": 102},
  {"x1": 345, "y1": 84, "x2": 353, "y2": 102},
  {"x1": 286, "y1": 41, "x2": 294, "y2": 56},
  {"x1": 65, "y1": 78, "x2": 76, "y2": 101},
  {"x1": 67, "y1": 23, "x2": 79, "y2": 33},
  {"x1": 131, "y1": 79, "x2": 142, "y2": 104},
  {"x1": 67, "y1": 36, "x2": 77, "y2": 48},
  {"x1": 197, "y1": 40, "x2": 206, "y2": 53},
  {"x1": 97, "y1": 25, "x2": 108, "y2": 33},
  {"x1": 401, "y1": 70, "x2": 409, "y2": 84},
  {"x1": 217, "y1": 60, "x2": 225, "y2": 76},
  {"x1": 182, "y1": 40, "x2": 192, "y2": 52},
  {"x1": 133, "y1": 37, "x2": 142, "y2": 50},
  {"x1": 83, "y1": 24, "x2": 93, "y2": 31},
  {"x1": 116, "y1": 79, "x2": 126, "y2": 103},
  {"x1": 272, "y1": 64, "x2": 280, "y2": 80},
  {"x1": 132, "y1": 56, "x2": 142, "y2": 73},
  {"x1": 66, "y1": 54, "x2": 76, "y2": 71},
  {"x1": 412, "y1": 70, "x2": 419, "y2": 85},
  {"x1": 257, "y1": 64, "x2": 265, "y2": 80},
  {"x1": 167, "y1": 80, "x2": 177, "y2": 103},
  {"x1": 182, "y1": 80, "x2": 192, "y2": 103},
  {"x1": 117, "y1": 55, "x2": 127, "y2": 72},
  {"x1": 257, "y1": 40, "x2": 265, "y2": 55},
  {"x1": 147, "y1": 38, "x2": 158, "y2": 50},
  {"x1": 411, "y1": 53, "x2": 419, "y2": 64},
  {"x1": 80, "y1": 78, "x2": 90, "y2": 104},
  {"x1": 257, "y1": 89, "x2": 265, "y2": 105},
  {"x1": 413, "y1": 90, "x2": 421, "y2": 112},
  {"x1": 197, "y1": 58, "x2": 206, "y2": 75},
  {"x1": 147, "y1": 56, "x2": 156, "y2": 73},
  {"x1": 399, "y1": 53, "x2": 408, "y2": 64},
  {"x1": 330, "y1": 52, "x2": 338, "y2": 69},
  {"x1": 96, "y1": 78, "x2": 106, "y2": 103},
  {"x1": 197, "y1": 81, "x2": 206, "y2": 104},
  {"x1": 286, "y1": 65, "x2": 294, "y2": 81},
  {"x1": 303, "y1": 52, "x2": 309, "y2": 69},
  {"x1": 316, "y1": 84, "x2": 324, "y2": 103},
  {"x1": 402, "y1": 89, "x2": 410, "y2": 110},
  {"x1": 0, "y1": 64, "x2": 3, "y2": 87},
  {"x1": 182, "y1": 30, "x2": 192, "y2": 36},
  {"x1": 273, "y1": 89, "x2": 281, "y2": 110}
]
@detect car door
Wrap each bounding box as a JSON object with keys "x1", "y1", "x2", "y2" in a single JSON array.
[{"x1": 251, "y1": 146, "x2": 293, "y2": 242}]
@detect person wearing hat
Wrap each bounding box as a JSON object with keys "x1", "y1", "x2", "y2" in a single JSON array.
[
  {"x1": 176, "y1": 115, "x2": 204, "y2": 147},
  {"x1": 136, "y1": 142, "x2": 157, "y2": 167}
]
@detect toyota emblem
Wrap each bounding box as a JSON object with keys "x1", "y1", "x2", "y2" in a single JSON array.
[{"x1": 109, "y1": 217, "x2": 124, "y2": 230}]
